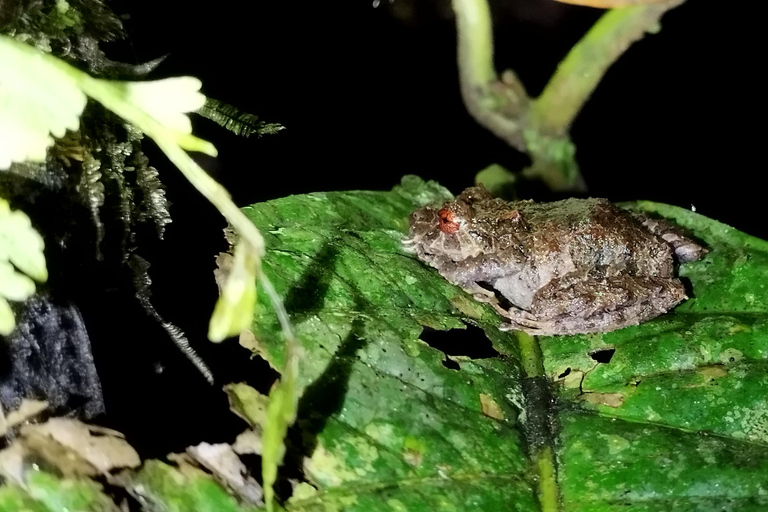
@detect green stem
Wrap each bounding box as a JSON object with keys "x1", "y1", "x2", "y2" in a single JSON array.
[
  {"x1": 531, "y1": 0, "x2": 685, "y2": 136},
  {"x1": 452, "y1": 0, "x2": 528, "y2": 151},
  {"x1": 75, "y1": 72, "x2": 266, "y2": 257},
  {"x1": 536, "y1": 446, "x2": 560, "y2": 512},
  {"x1": 450, "y1": 0, "x2": 686, "y2": 191},
  {"x1": 453, "y1": 0, "x2": 496, "y2": 85},
  {"x1": 516, "y1": 331, "x2": 545, "y2": 378},
  {"x1": 150, "y1": 134, "x2": 266, "y2": 257},
  {"x1": 516, "y1": 331, "x2": 561, "y2": 510}
]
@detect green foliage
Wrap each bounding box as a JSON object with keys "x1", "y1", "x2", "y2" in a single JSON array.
[
  {"x1": 239, "y1": 176, "x2": 768, "y2": 511},
  {"x1": 0, "y1": 35, "x2": 194, "y2": 246},
  {"x1": 227, "y1": 382, "x2": 270, "y2": 428},
  {"x1": 0, "y1": 470, "x2": 119, "y2": 512},
  {"x1": 0, "y1": 35, "x2": 86, "y2": 170},
  {"x1": 3, "y1": 178, "x2": 767, "y2": 510},
  {"x1": 474, "y1": 163, "x2": 516, "y2": 197},
  {"x1": 243, "y1": 176, "x2": 533, "y2": 510},
  {"x1": 522, "y1": 128, "x2": 580, "y2": 186},
  {"x1": 0, "y1": 409, "x2": 262, "y2": 511},
  {"x1": 118, "y1": 460, "x2": 261, "y2": 512},
  {"x1": 0, "y1": 34, "x2": 273, "y2": 346},
  {"x1": 262, "y1": 338, "x2": 301, "y2": 512},
  {"x1": 1, "y1": 0, "x2": 123, "y2": 54},
  {"x1": 198, "y1": 98, "x2": 284, "y2": 138},
  {"x1": 0, "y1": 32, "x2": 214, "y2": 175},
  {"x1": 72, "y1": 121, "x2": 173, "y2": 254},
  {"x1": 0, "y1": 463, "x2": 260, "y2": 512},
  {"x1": 209, "y1": 241, "x2": 260, "y2": 342},
  {"x1": 0, "y1": 199, "x2": 47, "y2": 335}
]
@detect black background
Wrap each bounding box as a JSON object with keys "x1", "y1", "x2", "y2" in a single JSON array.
[{"x1": 73, "y1": 0, "x2": 764, "y2": 455}]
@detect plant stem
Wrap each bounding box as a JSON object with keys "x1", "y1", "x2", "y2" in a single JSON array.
[
  {"x1": 152, "y1": 134, "x2": 265, "y2": 257},
  {"x1": 536, "y1": 446, "x2": 560, "y2": 512},
  {"x1": 516, "y1": 331, "x2": 545, "y2": 378},
  {"x1": 452, "y1": 0, "x2": 528, "y2": 151},
  {"x1": 531, "y1": 0, "x2": 685, "y2": 136},
  {"x1": 516, "y1": 331, "x2": 561, "y2": 510},
  {"x1": 451, "y1": 0, "x2": 686, "y2": 191},
  {"x1": 452, "y1": 0, "x2": 496, "y2": 86}
]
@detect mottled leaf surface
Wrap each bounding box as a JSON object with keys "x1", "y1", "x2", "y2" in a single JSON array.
[
  {"x1": 243, "y1": 177, "x2": 768, "y2": 511},
  {"x1": 546, "y1": 201, "x2": 768, "y2": 511},
  {"x1": 244, "y1": 176, "x2": 535, "y2": 511}
]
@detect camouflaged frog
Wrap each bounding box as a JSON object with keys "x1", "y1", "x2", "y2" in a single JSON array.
[{"x1": 405, "y1": 186, "x2": 705, "y2": 335}]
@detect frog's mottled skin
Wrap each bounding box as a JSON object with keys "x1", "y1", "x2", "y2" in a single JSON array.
[{"x1": 405, "y1": 186, "x2": 706, "y2": 335}]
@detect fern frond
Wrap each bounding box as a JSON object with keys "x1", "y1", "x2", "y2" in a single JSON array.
[{"x1": 197, "y1": 98, "x2": 283, "y2": 138}]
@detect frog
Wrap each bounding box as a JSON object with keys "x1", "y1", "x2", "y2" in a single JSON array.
[{"x1": 405, "y1": 186, "x2": 706, "y2": 335}]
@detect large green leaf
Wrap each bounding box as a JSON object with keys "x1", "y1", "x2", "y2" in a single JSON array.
[{"x1": 242, "y1": 176, "x2": 768, "y2": 511}]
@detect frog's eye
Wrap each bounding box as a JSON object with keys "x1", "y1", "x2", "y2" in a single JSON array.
[{"x1": 438, "y1": 208, "x2": 460, "y2": 233}]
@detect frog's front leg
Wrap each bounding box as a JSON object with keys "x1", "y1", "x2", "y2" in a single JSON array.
[
  {"x1": 438, "y1": 260, "x2": 544, "y2": 326},
  {"x1": 454, "y1": 280, "x2": 542, "y2": 328},
  {"x1": 456, "y1": 281, "x2": 511, "y2": 317},
  {"x1": 505, "y1": 274, "x2": 687, "y2": 336},
  {"x1": 439, "y1": 260, "x2": 511, "y2": 307}
]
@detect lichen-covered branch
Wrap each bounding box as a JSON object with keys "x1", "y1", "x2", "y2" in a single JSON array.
[
  {"x1": 451, "y1": 0, "x2": 686, "y2": 191},
  {"x1": 531, "y1": 0, "x2": 686, "y2": 136}
]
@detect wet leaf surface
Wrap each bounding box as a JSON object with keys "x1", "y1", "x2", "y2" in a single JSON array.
[{"x1": 242, "y1": 177, "x2": 768, "y2": 511}]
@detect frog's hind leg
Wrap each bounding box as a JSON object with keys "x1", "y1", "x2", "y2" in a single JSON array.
[
  {"x1": 523, "y1": 274, "x2": 688, "y2": 336},
  {"x1": 628, "y1": 212, "x2": 707, "y2": 263}
]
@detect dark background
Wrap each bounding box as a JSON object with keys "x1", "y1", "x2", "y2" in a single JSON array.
[{"x1": 70, "y1": 0, "x2": 764, "y2": 455}]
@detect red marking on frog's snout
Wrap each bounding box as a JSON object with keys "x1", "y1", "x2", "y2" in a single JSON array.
[{"x1": 438, "y1": 208, "x2": 460, "y2": 233}]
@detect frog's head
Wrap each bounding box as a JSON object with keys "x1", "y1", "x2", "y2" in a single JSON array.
[{"x1": 405, "y1": 186, "x2": 526, "y2": 263}]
